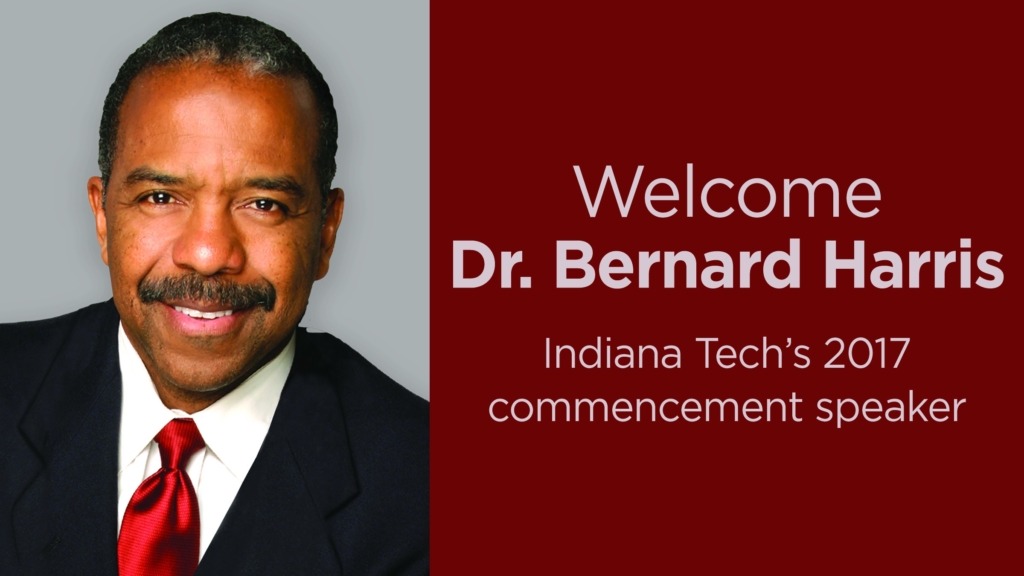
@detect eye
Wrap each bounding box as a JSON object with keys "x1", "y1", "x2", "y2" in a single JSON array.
[
  {"x1": 247, "y1": 199, "x2": 285, "y2": 213},
  {"x1": 143, "y1": 191, "x2": 176, "y2": 204}
]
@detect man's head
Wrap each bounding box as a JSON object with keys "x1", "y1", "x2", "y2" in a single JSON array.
[{"x1": 87, "y1": 13, "x2": 345, "y2": 411}]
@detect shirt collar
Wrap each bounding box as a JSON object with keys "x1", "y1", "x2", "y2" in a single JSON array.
[{"x1": 117, "y1": 323, "x2": 295, "y2": 479}]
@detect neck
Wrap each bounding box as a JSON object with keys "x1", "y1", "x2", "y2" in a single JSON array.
[{"x1": 152, "y1": 380, "x2": 237, "y2": 414}]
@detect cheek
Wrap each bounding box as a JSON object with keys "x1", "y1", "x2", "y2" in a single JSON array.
[
  {"x1": 238, "y1": 223, "x2": 320, "y2": 299},
  {"x1": 106, "y1": 214, "x2": 178, "y2": 290}
]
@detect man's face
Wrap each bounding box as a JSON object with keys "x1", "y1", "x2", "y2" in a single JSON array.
[{"x1": 88, "y1": 64, "x2": 343, "y2": 403}]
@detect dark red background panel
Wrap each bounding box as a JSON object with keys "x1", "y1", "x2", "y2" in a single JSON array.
[{"x1": 432, "y1": 2, "x2": 1020, "y2": 572}]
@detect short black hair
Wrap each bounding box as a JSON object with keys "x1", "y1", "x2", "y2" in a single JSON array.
[{"x1": 98, "y1": 12, "x2": 338, "y2": 205}]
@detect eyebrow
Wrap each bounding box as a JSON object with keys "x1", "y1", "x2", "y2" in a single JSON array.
[
  {"x1": 244, "y1": 176, "x2": 307, "y2": 197},
  {"x1": 124, "y1": 166, "x2": 186, "y2": 187},
  {"x1": 122, "y1": 167, "x2": 307, "y2": 197}
]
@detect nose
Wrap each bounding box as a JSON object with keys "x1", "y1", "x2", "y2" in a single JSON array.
[{"x1": 171, "y1": 199, "x2": 246, "y2": 276}]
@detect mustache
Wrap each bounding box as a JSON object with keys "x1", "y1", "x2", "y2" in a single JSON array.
[{"x1": 138, "y1": 273, "x2": 277, "y2": 311}]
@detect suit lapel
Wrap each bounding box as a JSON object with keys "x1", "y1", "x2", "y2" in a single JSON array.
[
  {"x1": 196, "y1": 329, "x2": 359, "y2": 575},
  {"x1": 12, "y1": 302, "x2": 121, "y2": 575}
]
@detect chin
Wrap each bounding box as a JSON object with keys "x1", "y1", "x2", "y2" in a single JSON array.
[{"x1": 158, "y1": 357, "x2": 253, "y2": 394}]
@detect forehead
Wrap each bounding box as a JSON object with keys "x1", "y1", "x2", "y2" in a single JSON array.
[{"x1": 113, "y1": 63, "x2": 319, "y2": 181}]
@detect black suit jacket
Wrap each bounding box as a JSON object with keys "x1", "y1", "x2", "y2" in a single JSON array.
[{"x1": 0, "y1": 300, "x2": 429, "y2": 575}]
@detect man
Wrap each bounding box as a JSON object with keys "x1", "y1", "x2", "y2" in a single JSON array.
[{"x1": 0, "y1": 13, "x2": 428, "y2": 576}]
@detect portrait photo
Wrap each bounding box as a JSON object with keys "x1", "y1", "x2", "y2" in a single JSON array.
[{"x1": 0, "y1": 1, "x2": 428, "y2": 574}]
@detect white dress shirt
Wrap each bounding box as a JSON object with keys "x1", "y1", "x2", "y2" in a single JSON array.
[{"x1": 116, "y1": 323, "x2": 294, "y2": 559}]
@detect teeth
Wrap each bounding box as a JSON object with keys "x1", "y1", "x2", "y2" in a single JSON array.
[{"x1": 174, "y1": 306, "x2": 234, "y2": 319}]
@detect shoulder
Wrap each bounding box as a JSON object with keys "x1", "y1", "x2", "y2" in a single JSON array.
[
  {"x1": 301, "y1": 327, "x2": 430, "y2": 412},
  {"x1": 298, "y1": 328, "x2": 428, "y2": 433},
  {"x1": 0, "y1": 301, "x2": 119, "y2": 418}
]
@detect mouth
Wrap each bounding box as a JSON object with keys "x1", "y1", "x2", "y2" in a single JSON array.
[
  {"x1": 158, "y1": 300, "x2": 253, "y2": 336},
  {"x1": 173, "y1": 305, "x2": 235, "y2": 319}
]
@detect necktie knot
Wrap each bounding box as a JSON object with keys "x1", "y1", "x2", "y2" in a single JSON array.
[{"x1": 155, "y1": 418, "x2": 205, "y2": 470}]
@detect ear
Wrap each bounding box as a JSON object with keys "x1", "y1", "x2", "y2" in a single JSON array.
[
  {"x1": 315, "y1": 187, "x2": 345, "y2": 280},
  {"x1": 87, "y1": 176, "x2": 110, "y2": 266}
]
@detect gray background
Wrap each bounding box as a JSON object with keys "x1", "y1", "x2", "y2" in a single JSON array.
[{"x1": 0, "y1": 1, "x2": 429, "y2": 399}]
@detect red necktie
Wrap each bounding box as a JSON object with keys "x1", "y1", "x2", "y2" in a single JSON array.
[{"x1": 118, "y1": 418, "x2": 205, "y2": 576}]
